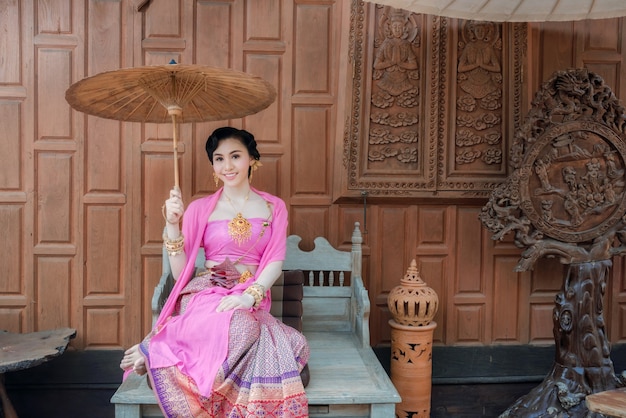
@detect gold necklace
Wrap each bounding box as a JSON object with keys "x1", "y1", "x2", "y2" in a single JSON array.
[{"x1": 223, "y1": 191, "x2": 252, "y2": 246}]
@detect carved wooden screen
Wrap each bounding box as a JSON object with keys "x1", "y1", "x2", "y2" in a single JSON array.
[{"x1": 340, "y1": 2, "x2": 526, "y2": 198}]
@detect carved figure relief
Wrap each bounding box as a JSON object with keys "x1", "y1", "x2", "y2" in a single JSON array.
[
  {"x1": 345, "y1": 1, "x2": 524, "y2": 197},
  {"x1": 369, "y1": 6, "x2": 420, "y2": 168},
  {"x1": 455, "y1": 20, "x2": 503, "y2": 168},
  {"x1": 522, "y1": 130, "x2": 626, "y2": 243},
  {"x1": 481, "y1": 69, "x2": 626, "y2": 268}
]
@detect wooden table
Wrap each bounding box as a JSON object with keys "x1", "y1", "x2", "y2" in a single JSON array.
[
  {"x1": 586, "y1": 387, "x2": 626, "y2": 417},
  {"x1": 0, "y1": 328, "x2": 76, "y2": 418}
]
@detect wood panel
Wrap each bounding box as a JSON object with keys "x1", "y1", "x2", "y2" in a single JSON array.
[
  {"x1": 414, "y1": 206, "x2": 452, "y2": 344},
  {"x1": 0, "y1": 0, "x2": 21, "y2": 84},
  {"x1": 292, "y1": 107, "x2": 331, "y2": 194},
  {"x1": 2, "y1": 0, "x2": 626, "y2": 356},
  {"x1": 0, "y1": 0, "x2": 138, "y2": 349},
  {"x1": 290, "y1": 208, "x2": 329, "y2": 249},
  {"x1": 491, "y1": 256, "x2": 522, "y2": 342},
  {"x1": 0, "y1": 0, "x2": 31, "y2": 335},
  {"x1": 83, "y1": 0, "x2": 134, "y2": 350},
  {"x1": 577, "y1": 18, "x2": 626, "y2": 98}
]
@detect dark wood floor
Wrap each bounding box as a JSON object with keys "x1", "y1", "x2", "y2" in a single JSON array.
[{"x1": 4, "y1": 344, "x2": 625, "y2": 418}]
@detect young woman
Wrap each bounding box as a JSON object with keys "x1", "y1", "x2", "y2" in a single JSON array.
[{"x1": 120, "y1": 127, "x2": 310, "y2": 417}]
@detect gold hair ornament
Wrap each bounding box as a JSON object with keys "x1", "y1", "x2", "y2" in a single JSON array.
[{"x1": 249, "y1": 160, "x2": 263, "y2": 184}]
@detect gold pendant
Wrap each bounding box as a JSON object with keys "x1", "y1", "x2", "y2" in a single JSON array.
[{"x1": 228, "y1": 212, "x2": 252, "y2": 245}]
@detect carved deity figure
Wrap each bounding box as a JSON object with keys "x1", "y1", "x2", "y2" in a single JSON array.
[
  {"x1": 373, "y1": 8, "x2": 419, "y2": 96},
  {"x1": 458, "y1": 20, "x2": 501, "y2": 99},
  {"x1": 454, "y1": 20, "x2": 503, "y2": 169},
  {"x1": 368, "y1": 6, "x2": 420, "y2": 167}
]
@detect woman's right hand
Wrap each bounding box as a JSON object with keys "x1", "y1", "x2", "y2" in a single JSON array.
[{"x1": 164, "y1": 188, "x2": 185, "y2": 225}]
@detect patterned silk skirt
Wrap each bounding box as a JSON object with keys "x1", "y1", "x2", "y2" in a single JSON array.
[{"x1": 141, "y1": 274, "x2": 310, "y2": 418}]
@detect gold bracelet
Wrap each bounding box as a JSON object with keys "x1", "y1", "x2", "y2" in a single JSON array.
[
  {"x1": 163, "y1": 233, "x2": 184, "y2": 256},
  {"x1": 166, "y1": 247, "x2": 184, "y2": 257},
  {"x1": 244, "y1": 283, "x2": 265, "y2": 308},
  {"x1": 163, "y1": 233, "x2": 184, "y2": 245},
  {"x1": 165, "y1": 244, "x2": 184, "y2": 256}
]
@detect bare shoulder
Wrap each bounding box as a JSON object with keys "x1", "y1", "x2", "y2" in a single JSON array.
[{"x1": 249, "y1": 191, "x2": 275, "y2": 217}]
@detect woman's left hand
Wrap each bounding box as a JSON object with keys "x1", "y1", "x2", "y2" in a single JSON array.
[{"x1": 216, "y1": 294, "x2": 255, "y2": 312}]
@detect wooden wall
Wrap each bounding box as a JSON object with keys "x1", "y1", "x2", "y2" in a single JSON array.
[{"x1": 1, "y1": 0, "x2": 626, "y2": 356}]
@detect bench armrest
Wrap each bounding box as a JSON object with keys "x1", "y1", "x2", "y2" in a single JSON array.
[
  {"x1": 352, "y1": 274, "x2": 371, "y2": 348},
  {"x1": 151, "y1": 271, "x2": 174, "y2": 328}
]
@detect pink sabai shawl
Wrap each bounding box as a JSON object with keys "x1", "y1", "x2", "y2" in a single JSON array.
[{"x1": 147, "y1": 187, "x2": 288, "y2": 396}]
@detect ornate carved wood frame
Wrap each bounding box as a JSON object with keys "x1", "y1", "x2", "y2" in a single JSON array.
[{"x1": 340, "y1": 1, "x2": 527, "y2": 199}]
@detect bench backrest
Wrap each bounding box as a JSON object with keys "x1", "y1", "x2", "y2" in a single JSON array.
[
  {"x1": 283, "y1": 223, "x2": 367, "y2": 340},
  {"x1": 153, "y1": 222, "x2": 369, "y2": 345}
]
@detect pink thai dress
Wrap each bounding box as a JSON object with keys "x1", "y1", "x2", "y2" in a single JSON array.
[{"x1": 139, "y1": 188, "x2": 309, "y2": 417}]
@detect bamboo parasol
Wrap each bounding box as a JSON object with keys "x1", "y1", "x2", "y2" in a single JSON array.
[{"x1": 65, "y1": 61, "x2": 276, "y2": 189}]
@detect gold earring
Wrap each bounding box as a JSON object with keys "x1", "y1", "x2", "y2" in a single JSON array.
[{"x1": 213, "y1": 172, "x2": 219, "y2": 188}]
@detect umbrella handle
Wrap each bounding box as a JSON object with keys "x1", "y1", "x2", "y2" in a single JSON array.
[{"x1": 171, "y1": 112, "x2": 180, "y2": 191}]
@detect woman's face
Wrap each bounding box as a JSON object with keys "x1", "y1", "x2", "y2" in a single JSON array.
[{"x1": 212, "y1": 138, "x2": 253, "y2": 187}]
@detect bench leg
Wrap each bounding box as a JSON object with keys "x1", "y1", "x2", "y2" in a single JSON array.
[
  {"x1": 114, "y1": 403, "x2": 141, "y2": 418},
  {"x1": 370, "y1": 403, "x2": 396, "y2": 418}
]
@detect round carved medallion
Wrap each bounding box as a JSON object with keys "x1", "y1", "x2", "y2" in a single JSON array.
[{"x1": 519, "y1": 121, "x2": 626, "y2": 242}]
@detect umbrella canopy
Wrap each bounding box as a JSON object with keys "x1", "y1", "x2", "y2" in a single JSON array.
[
  {"x1": 65, "y1": 62, "x2": 276, "y2": 124},
  {"x1": 364, "y1": 0, "x2": 626, "y2": 22},
  {"x1": 65, "y1": 62, "x2": 276, "y2": 188}
]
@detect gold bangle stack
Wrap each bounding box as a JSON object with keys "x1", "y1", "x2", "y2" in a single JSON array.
[
  {"x1": 244, "y1": 283, "x2": 266, "y2": 309},
  {"x1": 163, "y1": 233, "x2": 184, "y2": 256}
]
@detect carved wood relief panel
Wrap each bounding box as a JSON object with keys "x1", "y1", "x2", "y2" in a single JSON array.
[{"x1": 343, "y1": 1, "x2": 526, "y2": 198}]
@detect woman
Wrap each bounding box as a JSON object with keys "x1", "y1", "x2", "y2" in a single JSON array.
[{"x1": 120, "y1": 127, "x2": 310, "y2": 417}]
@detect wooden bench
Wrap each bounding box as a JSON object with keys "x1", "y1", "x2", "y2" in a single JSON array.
[{"x1": 111, "y1": 222, "x2": 401, "y2": 417}]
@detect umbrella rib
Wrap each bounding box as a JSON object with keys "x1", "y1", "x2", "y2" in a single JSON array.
[
  {"x1": 176, "y1": 76, "x2": 206, "y2": 107},
  {"x1": 509, "y1": 0, "x2": 525, "y2": 20},
  {"x1": 469, "y1": 0, "x2": 492, "y2": 15},
  {"x1": 187, "y1": 100, "x2": 203, "y2": 120},
  {"x1": 76, "y1": 83, "x2": 164, "y2": 122},
  {"x1": 131, "y1": 96, "x2": 161, "y2": 120},
  {"x1": 106, "y1": 90, "x2": 160, "y2": 121},
  {"x1": 193, "y1": 93, "x2": 225, "y2": 120},
  {"x1": 139, "y1": 71, "x2": 207, "y2": 112},
  {"x1": 586, "y1": 0, "x2": 595, "y2": 19}
]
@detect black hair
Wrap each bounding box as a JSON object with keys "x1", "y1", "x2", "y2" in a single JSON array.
[{"x1": 205, "y1": 127, "x2": 261, "y2": 176}]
